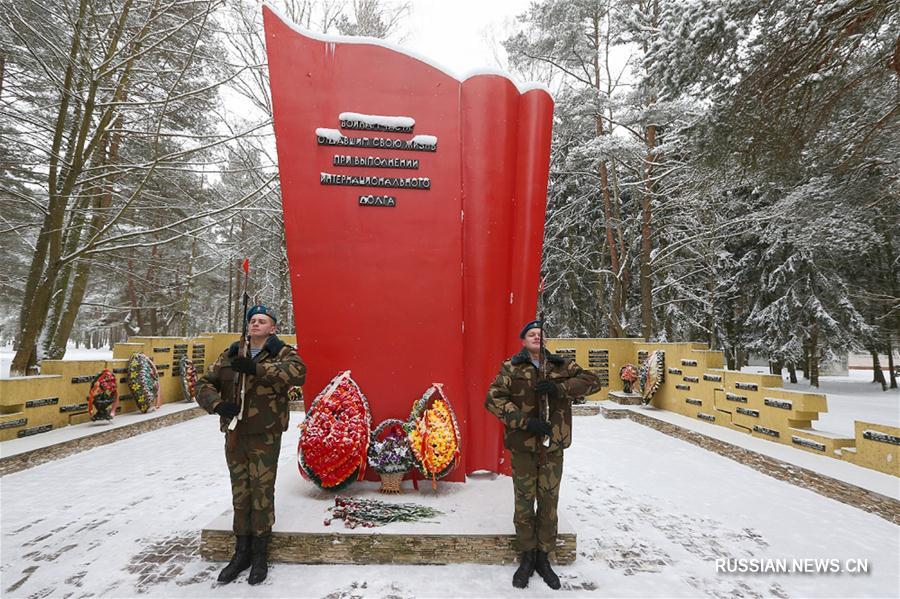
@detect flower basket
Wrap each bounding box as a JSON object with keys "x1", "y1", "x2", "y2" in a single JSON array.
[
  {"x1": 369, "y1": 418, "x2": 413, "y2": 494},
  {"x1": 378, "y1": 471, "x2": 405, "y2": 494},
  {"x1": 639, "y1": 350, "x2": 665, "y2": 405},
  {"x1": 298, "y1": 371, "x2": 372, "y2": 490},
  {"x1": 405, "y1": 383, "x2": 461, "y2": 489},
  {"x1": 180, "y1": 356, "x2": 197, "y2": 402},
  {"x1": 88, "y1": 369, "x2": 119, "y2": 421},
  {"x1": 128, "y1": 353, "x2": 160, "y2": 413},
  {"x1": 619, "y1": 363, "x2": 639, "y2": 394}
]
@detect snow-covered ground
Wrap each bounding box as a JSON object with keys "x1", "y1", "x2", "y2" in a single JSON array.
[
  {"x1": 1, "y1": 413, "x2": 897, "y2": 598},
  {"x1": 738, "y1": 367, "x2": 899, "y2": 437},
  {"x1": 784, "y1": 371, "x2": 899, "y2": 437}
]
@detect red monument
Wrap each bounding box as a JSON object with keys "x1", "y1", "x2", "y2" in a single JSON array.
[{"x1": 263, "y1": 6, "x2": 554, "y2": 478}]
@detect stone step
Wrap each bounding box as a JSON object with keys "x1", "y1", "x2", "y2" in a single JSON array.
[
  {"x1": 607, "y1": 391, "x2": 643, "y2": 406},
  {"x1": 788, "y1": 427, "x2": 856, "y2": 456},
  {"x1": 201, "y1": 479, "x2": 576, "y2": 565}
]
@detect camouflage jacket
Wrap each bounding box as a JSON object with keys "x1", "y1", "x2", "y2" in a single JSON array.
[
  {"x1": 196, "y1": 335, "x2": 306, "y2": 434},
  {"x1": 485, "y1": 348, "x2": 601, "y2": 453}
]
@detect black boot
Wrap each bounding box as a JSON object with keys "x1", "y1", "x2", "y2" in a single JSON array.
[
  {"x1": 216, "y1": 535, "x2": 251, "y2": 584},
  {"x1": 512, "y1": 549, "x2": 536, "y2": 588},
  {"x1": 247, "y1": 535, "x2": 270, "y2": 585},
  {"x1": 535, "y1": 549, "x2": 561, "y2": 590}
]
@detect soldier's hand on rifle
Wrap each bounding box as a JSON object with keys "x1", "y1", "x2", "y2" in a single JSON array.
[
  {"x1": 214, "y1": 402, "x2": 241, "y2": 418},
  {"x1": 525, "y1": 417, "x2": 552, "y2": 437},
  {"x1": 535, "y1": 380, "x2": 559, "y2": 400},
  {"x1": 230, "y1": 356, "x2": 257, "y2": 375}
]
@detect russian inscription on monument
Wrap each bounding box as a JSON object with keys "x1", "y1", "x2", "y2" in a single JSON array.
[{"x1": 317, "y1": 113, "x2": 438, "y2": 208}]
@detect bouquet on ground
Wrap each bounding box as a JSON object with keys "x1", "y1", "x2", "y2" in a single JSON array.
[
  {"x1": 619, "y1": 363, "x2": 639, "y2": 393},
  {"x1": 405, "y1": 383, "x2": 461, "y2": 488},
  {"x1": 298, "y1": 371, "x2": 371, "y2": 490},
  {"x1": 324, "y1": 495, "x2": 442, "y2": 529}
]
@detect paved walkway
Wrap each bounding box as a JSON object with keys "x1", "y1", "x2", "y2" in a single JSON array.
[{"x1": 1, "y1": 413, "x2": 897, "y2": 598}]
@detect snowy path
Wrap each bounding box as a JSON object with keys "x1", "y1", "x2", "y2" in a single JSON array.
[{"x1": 1, "y1": 414, "x2": 898, "y2": 598}]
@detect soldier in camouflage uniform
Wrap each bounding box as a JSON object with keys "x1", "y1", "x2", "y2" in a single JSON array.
[
  {"x1": 485, "y1": 320, "x2": 601, "y2": 590},
  {"x1": 196, "y1": 305, "x2": 306, "y2": 586}
]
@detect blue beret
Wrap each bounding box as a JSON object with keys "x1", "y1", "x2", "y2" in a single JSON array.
[
  {"x1": 246, "y1": 305, "x2": 277, "y2": 324},
  {"x1": 519, "y1": 319, "x2": 543, "y2": 339}
]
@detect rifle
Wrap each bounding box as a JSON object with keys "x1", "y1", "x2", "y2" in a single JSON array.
[
  {"x1": 538, "y1": 310, "x2": 550, "y2": 463},
  {"x1": 228, "y1": 259, "x2": 250, "y2": 439}
]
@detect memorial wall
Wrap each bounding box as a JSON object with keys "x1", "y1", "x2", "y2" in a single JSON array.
[{"x1": 1, "y1": 335, "x2": 896, "y2": 476}]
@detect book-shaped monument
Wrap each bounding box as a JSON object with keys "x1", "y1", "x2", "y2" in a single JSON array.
[{"x1": 264, "y1": 5, "x2": 553, "y2": 478}]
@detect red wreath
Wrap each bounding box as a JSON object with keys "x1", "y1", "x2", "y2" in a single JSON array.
[{"x1": 297, "y1": 371, "x2": 371, "y2": 490}]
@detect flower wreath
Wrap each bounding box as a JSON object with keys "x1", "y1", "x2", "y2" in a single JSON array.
[
  {"x1": 180, "y1": 356, "x2": 197, "y2": 402},
  {"x1": 404, "y1": 383, "x2": 461, "y2": 487},
  {"x1": 639, "y1": 350, "x2": 665, "y2": 405},
  {"x1": 128, "y1": 353, "x2": 160, "y2": 413},
  {"x1": 88, "y1": 369, "x2": 119, "y2": 421},
  {"x1": 298, "y1": 371, "x2": 372, "y2": 490},
  {"x1": 368, "y1": 418, "x2": 414, "y2": 475}
]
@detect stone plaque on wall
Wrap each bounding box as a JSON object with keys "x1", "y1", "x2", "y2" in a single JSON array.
[
  {"x1": 736, "y1": 407, "x2": 759, "y2": 417},
  {"x1": 863, "y1": 430, "x2": 900, "y2": 445},
  {"x1": 681, "y1": 359, "x2": 698, "y2": 367},
  {"x1": 60, "y1": 402, "x2": 89, "y2": 413},
  {"x1": 555, "y1": 348, "x2": 576, "y2": 360},
  {"x1": 587, "y1": 349, "x2": 609, "y2": 388},
  {"x1": 26, "y1": 397, "x2": 59, "y2": 408},
  {"x1": 753, "y1": 425, "x2": 779, "y2": 438},
  {"x1": 735, "y1": 382, "x2": 758, "y2": 391},
  {"x1": 697, "y1": 412, "x2": 715, "y2": 422},
  {"x1": 792, "y1": 436, "x2": 826, "y2": 451},
  {"x1": 587, "y1": 349, "x2": 608, "y2": 367},
  {"x1": 764, "y1": 398, "x2": 792, "y2": 410},
  {"x1": 173, "y1": 344, "x2": 188, "y2": 377},
  {"x1": 703, "y1": 374, "x2": 722, "y2": 382},
  {"x1": 18, "y1": 424, "x2": 52, "y2": 437},
  {"x1": 0, "y1": 418, "x2": 27, "y2": 430},
  {"x1": 726, "y1": 393, "x2": 747, "y2": 403}
]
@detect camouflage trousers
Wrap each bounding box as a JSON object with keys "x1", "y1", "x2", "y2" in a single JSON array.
[
  {"x1": 510, "y1": 449, "x2": 564, "y2": 553},
  {"x1": 225, "y1": 432, "x2": 282, "y2": 536}
]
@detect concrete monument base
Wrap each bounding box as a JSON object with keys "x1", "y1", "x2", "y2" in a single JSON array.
[{"x1": 200, "y1": 472, "x2": 576, "y2": 565}]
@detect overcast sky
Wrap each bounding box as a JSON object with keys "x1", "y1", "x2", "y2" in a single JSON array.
[{"x1": 400, "y1": 0, "x2": 533, "y2": 75}]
